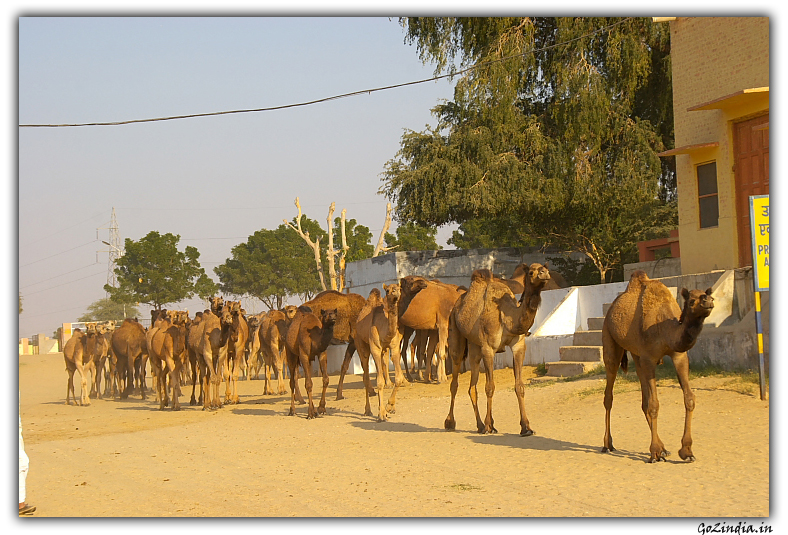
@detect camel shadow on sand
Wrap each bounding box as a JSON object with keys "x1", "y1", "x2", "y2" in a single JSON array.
[{"x1": 465, "y1": 433, "x2": 646, "y2": 462}]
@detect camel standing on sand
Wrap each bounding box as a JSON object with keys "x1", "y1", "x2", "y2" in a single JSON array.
[
  {"x1": 245, "y1": 312, "x2": 266, "y2": 381},
  {"x1": 444, "y1": 263, "x2": 551, "y2": 436},
  {"x1": 63, "y1": 329, "x2": 94, "y2": 406},
  {"x1": 397, "y1": 276, "x2": 463, "y2": 384},
  {"x1": 285, "y1": 306, "x2": 338, "y2": 419},
  {"x1": 354, "y1": 283, "x2": 408, "y2": 421},
  {"x1": 147, "y1": 310, "x2": 190, "y2": 410},
  {"x1": 190, "y1": 309, "x2": 230, "y2": 410},
  {"x1": 601, "y1": 270, "x2": 714, "y2": 463},
  {"x1": 301, "y1": 290, "x2": 367, "y2": 401},
  {"x1": 186, "y1": 311, "x2": 206, "y2": 406},
  {"x1": 83, "y1": 322, "x2": 110, "y2": 399},
  {"x1": 259, "y1": 306, "x2": 303, "y2": 399},
  {"x1": 221, "y1": 301, "x2": 249, "y2": 405},
  {"x1": 110, "y1": 318, "x2": 148, "y2": 400}
]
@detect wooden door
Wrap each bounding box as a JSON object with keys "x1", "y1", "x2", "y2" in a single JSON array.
[{"x1": 734, "y1": 113, "x2": 769, "y2": 267}]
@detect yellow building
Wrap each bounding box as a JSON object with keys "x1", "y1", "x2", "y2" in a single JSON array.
[{"x1": 657, "y1": 17, "x2": 769, "y2": 275}]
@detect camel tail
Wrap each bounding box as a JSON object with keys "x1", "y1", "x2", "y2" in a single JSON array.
[{"x1": 620, "y1": 351, "x2": 629, "y2": 373}]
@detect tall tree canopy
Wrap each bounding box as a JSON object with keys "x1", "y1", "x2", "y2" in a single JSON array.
[
  {"x1": 78, "y1": 298, "x2": 140, "y2": 322},
  {"x1": 214, "y1": 221, "x2": 325, "y2": 310},
  {"x1": 215, "y1": 216, "x2": 374, "y2": 309},
  {"x1": 382, "y1": 17, "x2": 677, "y2": 282},
  {"x1": 384, "y1": 222, "x2": 442, "y2": 251},
  {"x1": 105, "y1": 231, "x2": 217, "y2": 310}
]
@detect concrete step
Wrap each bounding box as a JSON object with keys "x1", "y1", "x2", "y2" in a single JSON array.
[
  {"x1": 545, "y1": 361, "x2": 603, "y2": 377},
  {"x1": 572, "y1": 330, "x2": 602, "y2": 346},
  {"x1": 602, "y1": 302, "x2": 614, "y2": 316},
  {"x1": 559, "y1": 345, "x2": 603, "y2": 362},
  {"x1": 587, "y1": 317, "x2": 605, "y2": 331}
]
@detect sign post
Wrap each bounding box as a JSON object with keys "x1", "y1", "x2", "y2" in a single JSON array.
[{"x1": 749, "y1": 195, "x2": 769, "y2": 400}]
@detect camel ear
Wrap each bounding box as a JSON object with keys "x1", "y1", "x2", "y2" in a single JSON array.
[
  {"x1": 681, "y1": 288, "x2": 690, "y2": 300},
  {"x1": 705, "y1": 288, "x2": 713, "y2": 296},
  {"x1": 543, "y1": 262, "x2": 549, "y2": 269}
]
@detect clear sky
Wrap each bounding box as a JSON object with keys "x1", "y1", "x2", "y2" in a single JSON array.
[{"x1": 18, "y1": 16, "x2": 459, "y2": 338}]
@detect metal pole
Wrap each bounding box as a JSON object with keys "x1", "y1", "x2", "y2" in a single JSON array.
[{"x1": 754, "y1": 289, "x2": 767, "y2": 400}]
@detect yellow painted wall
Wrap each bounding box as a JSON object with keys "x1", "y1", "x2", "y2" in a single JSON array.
[{"x1": 668, "y1": 17, "x2": 769, "y2": 274}]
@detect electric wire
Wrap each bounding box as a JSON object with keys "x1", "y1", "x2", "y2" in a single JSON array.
[{"x1": 18, "y1": 18, "x2": 634, "y2": 129}]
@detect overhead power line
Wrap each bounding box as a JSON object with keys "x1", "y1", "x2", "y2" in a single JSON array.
[{"x1": 18, "y1": 18, "x2": 633, "y2": 129}]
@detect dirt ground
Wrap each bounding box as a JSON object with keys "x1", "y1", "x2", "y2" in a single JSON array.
[{"x1": 18, "y1": 351, "x2": 769, "y2": 521}]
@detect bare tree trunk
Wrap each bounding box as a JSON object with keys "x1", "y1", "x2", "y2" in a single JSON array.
[
  {"x1": 338, "y1": 208, "x2": 350, "y2": 292},
  {"x1": 373, "y1": 202, "x2": 397, "y2": 257},
  {"x1": 326, "y1": 202, "x2": 338, "y2": 291},
  {"x1": 284, "y1": 197, "x2": 327, "y2": 291}
]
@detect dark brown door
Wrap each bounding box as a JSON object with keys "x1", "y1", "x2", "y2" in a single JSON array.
[{"x1": 734, "y1": 113, "x2": 769, "y2": 267}]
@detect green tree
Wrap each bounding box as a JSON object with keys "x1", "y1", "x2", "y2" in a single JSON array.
[
  {"x1": 104, "y1": 231, "x2": 218, "y2": 310},
  {"x1": 214, "y1": 222, "x2": 325, "y2": 310},
  {"x1": 336, "y1": 217, "x2": 374, "y2": 262},
  {"x1": 384, "y1": 222, "x2": 443, "y2": 251},
  {"x1": 382, "y1": 17, "x2": 677, "y2": 282},
  {"x1": 78, "y1": 297, "x2": 140, "y2": 322}
]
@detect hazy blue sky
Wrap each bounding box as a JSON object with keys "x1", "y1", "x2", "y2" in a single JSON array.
[{"x1": 18, "y1": 16, "x2": 458, "y2": 338}]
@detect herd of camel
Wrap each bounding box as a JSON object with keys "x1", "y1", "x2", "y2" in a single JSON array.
[{"x1": 61, "y1": 263, "x2": 715, "y2": 463}]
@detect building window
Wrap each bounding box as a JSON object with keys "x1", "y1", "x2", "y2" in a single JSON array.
[{"x1": 697, "y1": 161, "x2": 719, "y2": 228}]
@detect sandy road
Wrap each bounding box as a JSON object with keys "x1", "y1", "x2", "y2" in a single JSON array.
[{"x1": 18, "y1": 352, "x2": 769, "y2": 522}]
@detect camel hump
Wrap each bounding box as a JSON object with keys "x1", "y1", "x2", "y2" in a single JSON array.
[
  {"x1": 471, "y1": 268, "x2": 494, "y2": 284},
  {"x1": 626, "y1": 270, "x2": 651, "y2": 292}
]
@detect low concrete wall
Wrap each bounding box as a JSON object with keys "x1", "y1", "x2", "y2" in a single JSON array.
[{"x1": 624, "y1": 257, "x2": 682, "y2": 279}]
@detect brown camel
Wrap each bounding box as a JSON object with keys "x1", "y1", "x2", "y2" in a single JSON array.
[
  {"x1": 110, "y1": 318, "x2": 149, "y2": 399},
  {"x1": 147, "y1": 310, "x2": 190, "y2": 410},
  {"x1": 94, "y1": 320, "x2": 116, "y2": 398},
  {"x1": 63, "y1": 329, "x2": 94, "y2": 406},
  {"x1": 601, "y1": 270, "x2": 714, "y2": 463},
  {"x1": 83, "y1": 322, "x2": 111, "y2": 399},
  {"x1": 191, "y1": 309, "x2": 230, "y2": 410},
  {"x1": 245, "y1": 312, "x2": 266, "y2": 381},
  {"x1": 444, "y1": 263, "x2": 551, "y2": 436},
  {"x1": 397, "y1": 276, "x2": 462, "y2": 384},
  {"x1": 285, "y1": 306, "x2": 338, "y2": 419},
  {"x1": 186, "y1": 311, "x2": 206, "y2": 406},
  {"x1": 354, "y1": 284, "x2": 406, "y2": 421},
  {"x1": 258, "y1": 306, "x2": 303, "y2": 400},
  {"x1": 220, "y1": 301, "x2": 249, "y2": 405},
  {"x1": 301, "y1": 290, "x2": 367, "y2": 400}
]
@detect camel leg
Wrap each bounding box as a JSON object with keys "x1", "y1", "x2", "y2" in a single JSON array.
[
  {"x1": 424, "y1": 332, "x2": 438, "y2": 382},
  {"x1": 300, "y1": 352, "x2": 316, "y2": 419},
  {"x1": 317, "y1": 351, "x2": 329, "y2": 415},
  {"x1": 354, "y1": 340, "x2": 374, "y2": 417},
  {"x1": 189, "y1": 354, "x2": 198, "y2": 406},
  {"x1": 444, "y1": 319, "x2": 466, "y2": 430},
  {"x1": 167, "y1": 356, "x2": 181, "y2": 411},
  {"x1": 511, "y1": 337, "x2": 533, "y2": 436},
  {"x1": 76, "y1": 360, "x2": 91, "y2": 406},
  {"x1": 466, "y1": 345, "x2": 485, "y2": 433},
  {"x1": 480, "y1": 346, "x2": 497, "y2": 434},
  {"x1": 390, "y1": 332, "x2": 407, "y2": 388},
  {"x1": 371, "y1": 345, "x2": 389, "y2": 422},
  {"x1": 287, "y1": 353, "x2": 298, "y2": 416},
  {"x1": 335, "y1": 341, "x2": 357, "y2": 400},
  {"x1": 232, "y1": 351, "x2": 242, "y2": 404},
  {"x1": 139, "y1": 354, "x2": 149, "y2": 398},
  {"x1": 65, "y1": 366, "x2": 76, "y2": 405},
  {"x1": 601, "y1": 330, "x2": 624, "y2": 453},
  {"x1": 436, "y1": 322, "x2": 450, "y2": 384},
  {"x1": 673, "y1": 353, "x2": 696, "y2": 461},
  {"x1": 276, "y1": 347, "x2": 288, "y2": 395},
  {"x1": 400, "y1": 327, "x2": 414, "y2": 383},
  {"x1": 634, "y1": 355, "x2": 668, "y2": 462}
]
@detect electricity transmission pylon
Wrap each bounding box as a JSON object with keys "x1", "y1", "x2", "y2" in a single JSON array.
[{"x1": 98, "y1": 207, "x2": 123, "y2": 296}]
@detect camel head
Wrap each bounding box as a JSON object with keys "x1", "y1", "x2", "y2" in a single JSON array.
[
  {"x1": 209, "y1": 296, "x2": 224, "y2": 313},
  {"x1": 399, "y1": 276, "x2": 429, "y2": 296},
  {"x1": 320, "y1": 308, "x2": 338, "y2": 327},
  {"x1": 527, "y1": 263, "x2": 551, "y2": 289},
  {"x1": 680, "y1": 287, "x2": 715, "y2": 323},
  {"x1": 220, "y1": 307, "x2": 234, "y2": 327},
  {"x1": 283, "y1": 305, "x2": 298, "y2": 320},
  {"x1": 382, "y1": 283, "x2": 402, "y2": 303}
]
